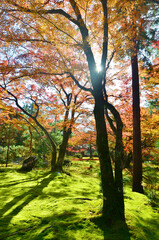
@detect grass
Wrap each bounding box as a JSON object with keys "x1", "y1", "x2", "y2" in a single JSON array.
[{"x1": 0, "y1": 160, "x2": 158, "y2": 240}]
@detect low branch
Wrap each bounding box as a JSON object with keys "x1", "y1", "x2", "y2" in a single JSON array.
[{"x1": 105, "y1": 108, "x2": 117, "y2": 135}]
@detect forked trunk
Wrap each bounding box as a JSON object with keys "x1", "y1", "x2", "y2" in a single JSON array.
[
  {"x1": 94, "y1": 90, "x2": 124, "y2": 224},
  {"x1": 105, "y1": 101, "x2": 125, "y2": 220}
]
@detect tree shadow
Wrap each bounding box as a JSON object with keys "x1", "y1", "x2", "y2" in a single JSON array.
[
  {"x1": 0, "y1": 173, "x2": 50, "y2": 188},
  {"x1": 0, "y1": 167, "x2": 42, "y2": 188},
  {"x1": 0, "y1": 171, "x2": 58, "y2": 238},
  {"x1": 32, "y1": 211, "x2": 78, "y2": 240},
  {"x1": 129, "y1": 213, "x2": 159, "y2": 240},
  {"x1": 35, "y1": 213, "x2": 131, "y2": 240},
  {"x1": 91, "y1": 216, "x2": 131, "y2": 240}
]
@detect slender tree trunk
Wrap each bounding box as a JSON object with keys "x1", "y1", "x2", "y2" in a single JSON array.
[
  {"x1": 89, "y1": 143, "x2": 92, "y2": 159},
  {"x1": 131, "y1": 52, "x2": 144, "y2": 193},
  {"x1": 28, "y1": 126, "x2": 33, "y2": 156},
  {"x1": 94, "y1": 89, "x2": 124, "y2": 224},
  {"x1": 6, "y1": 139, "x2": 10, "y2": 167},
  {"x1": 114, "y1": 122, "x2": 125, "y2": 219},
  {"x1": 6, "y1": 126, "x2": 11, "y2": 167}
]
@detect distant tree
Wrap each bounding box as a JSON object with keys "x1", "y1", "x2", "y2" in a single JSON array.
[{"x1": 0, "y1": 73, "x2": 89, "y2": 171}]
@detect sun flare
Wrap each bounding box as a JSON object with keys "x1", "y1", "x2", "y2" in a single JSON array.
[{"x1": 96, "y1": 64, "x2": 102, "y2": 72}]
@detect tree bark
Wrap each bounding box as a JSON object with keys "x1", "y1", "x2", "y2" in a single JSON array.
[
  {"x1": 94, "y1": 88, "x2": 123, "y2": 224},
  {"x1": 131, "y1": 52, "x2": 144, "y2": 193},
  {"x1": 105, "y1": 101, "x2": 125, "y2": 221},
  {"x1": 56, "y1": 129, "x2": 71, "y2": 171}
]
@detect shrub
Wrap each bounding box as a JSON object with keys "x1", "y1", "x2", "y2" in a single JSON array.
[{"x1": 0, "y1": 145, "x2": 29, "y2": 164}]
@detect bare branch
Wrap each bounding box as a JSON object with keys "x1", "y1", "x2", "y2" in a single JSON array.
[
  {"x1": 53, "y1": 85, "x2": 67, "y2": 108},
  {"x1": 106, "y1": 50, "x2": 115, "y2": 72}
]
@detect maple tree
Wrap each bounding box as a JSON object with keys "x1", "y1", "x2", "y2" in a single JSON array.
[
  {"x1": 0, "y1": 0, "x2": 126, "y2": 223},
  {"x1": 1, "y1": 0, "x2": 158, "y2": 224},
  {"x1": 0, "y1": 54, "x2": 90, "y2": 171}
]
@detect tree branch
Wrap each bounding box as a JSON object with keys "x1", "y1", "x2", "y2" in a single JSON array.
[
  {"x1": 4, "y1": 1, "x2": 81, "y2": 28},
  {"x1": 65, "y1": 72, "x2": 93, "y2": 93},
  {"x1": 106, "y1": 50, "x2": 115, "y2": 72},
  {"x1": 18, "y1": 114, "x2": 51, "y2": 150},
  {"x1": 0, "y1": 84, "x2": 57, "y2": 150},
  {"x1": 100, "y1": 0, "x2": 108, "y2": 71},
  {"x1": 69, "y1": 0, "x2": 96, "y2": 84}
]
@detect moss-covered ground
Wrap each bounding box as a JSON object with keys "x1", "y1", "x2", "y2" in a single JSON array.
[{"x1": 0, "y1": 160, "x2": 158, "y2": 240}]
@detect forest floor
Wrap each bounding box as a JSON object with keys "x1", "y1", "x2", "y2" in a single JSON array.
[{"x1": 0, "y1": 160, "x2": 158, "y2": 240}]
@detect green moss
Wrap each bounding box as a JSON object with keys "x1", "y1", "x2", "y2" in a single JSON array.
[
  {"x1": 0, "y1": 163, "x2": 158, "y2": 239},
  {"x1": 124, "y1": 186, "x2": 159, "y2": 239}
]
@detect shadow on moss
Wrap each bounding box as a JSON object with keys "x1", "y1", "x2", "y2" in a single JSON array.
[{"x1": 91, "y1": 216, "x2": 131, "y2": 240}]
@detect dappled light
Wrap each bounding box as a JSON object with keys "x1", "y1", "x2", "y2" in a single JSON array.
[{"x1": 0, "y1": 0, "x2": 159, "y2": 239}]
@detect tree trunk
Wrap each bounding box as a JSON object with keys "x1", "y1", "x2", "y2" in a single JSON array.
[
  {"x1": 114, "y1": 123, "x2": 125, "y2": 220},
  {"x1": 55, "y1": 129, "x2": 71, "y2": 171},
  {"x1": 28, "y1": 126, "x2": 33, "y2": 156},
  {"x1": 94, "y1": 89, "x2": 124, "y2": 224},
  {"x1": 6, "y1": 126, "x2": 11, "y2": 167},
  {"x1": 51, "y1": 149, "x2": 57, "y2": 172},
  {"x1": 105, "y1": 101, "x2": 125, "y2": 221},
  {"x1": 89, "y1": 143, "x2": 93, "y2": 159},
  {"x1": 33, "y1": 118, "x2": 57, "y2": 172},
  {"x1": 6, "y1": 139, "x2": 10, "y2": 167},
  {"x1": 131, "y1": 52, "x2": 144, "y2": 193}
]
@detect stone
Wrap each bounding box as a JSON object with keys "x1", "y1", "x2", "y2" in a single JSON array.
[{"x1": 20, "y1": 156, "x2": 37, "y2": 172}]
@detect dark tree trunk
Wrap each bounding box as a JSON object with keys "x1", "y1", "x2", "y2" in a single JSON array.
[
  {"x1": 114, "y1": 121, "x2": 125, "y2": 219},
  {"x1": 56, "y1": 129, "x2": 71, "y2": 171},
  {"x1": 94, "y1": 88, "x2": 124, "y2": 224},
  {"x1": 51, "y1": 150, "x2": 57, "y2": 172},
  {"x1": 105, "y1": 101, "x2": 125, "y2": 221},
  {"x1": 89, "y1": 143, "x2": 93, "y2": 159},
  {"x1": 131, "y1": 52, "x2": 144, "y2": 193}
]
